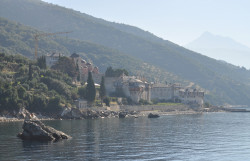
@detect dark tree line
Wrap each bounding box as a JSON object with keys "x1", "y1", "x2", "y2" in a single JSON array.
[
  {"x1": 105, "y1": 66, "x2": 128, "y2": 77},
  {"x1": 86, "y1": 72, "x2": 96, "y2": 105},
  {"x1": 51, "y1": 56, "x2": 78, "y2": 78},
  {"x1": 37, "y1": 55, "x2": 46, "y2": 69}
]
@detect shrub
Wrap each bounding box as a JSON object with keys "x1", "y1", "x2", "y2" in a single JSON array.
[
  {"x1": 29, "y1": 94, "x2": 47, "y2": 112},
  {"x1": 139, "y1": 99, "x2": 151, "y2": 105},
  {"x1": 78, "y1": 87, "x2": 86, "y2": 99},
  {"x1": 41, "y1": 77, "x2": 71, "y2": 99},
  {"x1": 46, "y1": 96, "x2": 62, "y2": 113}
]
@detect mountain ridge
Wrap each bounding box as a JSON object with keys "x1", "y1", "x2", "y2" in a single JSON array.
[
  {"x1": 1, "y1": 0, "x2": 250, "y2": 105},
  {"x1": 0, "y1": 16, "x2": 187, "y2": 85},
  {"x1": 186, "y1": 32, "x2": 250, "y2": 68}
]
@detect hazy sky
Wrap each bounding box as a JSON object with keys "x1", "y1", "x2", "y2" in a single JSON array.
[{"x1": 42, "y1": 0, "x2": 250, "y2": 47}]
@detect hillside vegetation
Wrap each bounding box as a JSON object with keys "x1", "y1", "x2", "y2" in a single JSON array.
[
  {"x1": 0, "y1": 17, "x2": 187, "y2": 85},
  {"x1": 1, "y1": 0, "x2": 250, "y2": 105},
  {"x1": 0, "y1": 53, "x2": 76, "y2": 115}
]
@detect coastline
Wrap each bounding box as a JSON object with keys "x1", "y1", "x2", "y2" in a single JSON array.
[
  {"x1": 0, "y1": 117, "x2": 22, "y2": 122},
  {"x1": 0, "y1": 117, "x2": 55, "y2": 123},
  {"x1": 0, "y1": 108, "x2": 201, "y2": 123},
  {"x1": 1, "y1": 104, "x2": 241, "y2": 123}
]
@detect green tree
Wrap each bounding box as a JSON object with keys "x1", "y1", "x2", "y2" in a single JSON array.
[
  {"x1": 99, "y1": 76, "x2": 106, "y2": 103},
  {"x1": 86, "y1": 72, "x2": 96, "y2": 105},
  {"x1": 46, "y1": 96, "x2": 62, "y2": 113},
  {"x1": 37, "y1": 55, "x2": 46, "y2": 69},
  {"x1": 17, "y1": 85, "x2": 26, "y2": 99},
  {"x1": 78, "y1": 86, "x2": 86, "y2": 99},
  {"x1": 51, "y1": 57, "x2": 77, "y2": 78},
  {"x1": 105, "y1": 66, "x2": 113, "y2": 77},
  {"x1": 105, "y1": 66, "x2": 128, "y2": 77},
  {"x1": 28, "y1": 64, "x2": 33, "y2": 80},
  {"x1": 41, "y1": 77, "x2": 71, "y2": 99},
  {"x1": 30, "y1": 94, "x2": 47, "y2": 112}
]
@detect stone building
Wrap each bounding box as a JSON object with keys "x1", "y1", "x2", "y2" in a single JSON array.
[
  {"x1": 105, "y1": 75, "x2": 151, "y2": 103},
  {"x1": 105, "y1": 77, "x2": 121, "y2": 95},
  {"x1": 45, "y1": 52, "x2": 63, "y2": 67},
  {"x1": 105, "y1": 74, "x2": 204, "y2": 107},
  {"x1": 74, "y1": 98, "x2": 88, "y2": 109},
  {"x1": 150, "y1": 83, "x2": 182, "y2": 101},
  {"x1": 70, "y1": 53, "x2": 103, "y2": 84},
  {"x1": 178, "y1": 88, "x2": 204, "y2": 107},
  {"x1": 150, "y1": 83, "x2": 173, "y2": 101}
]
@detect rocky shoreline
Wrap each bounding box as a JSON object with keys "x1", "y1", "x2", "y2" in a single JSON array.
[
  {"x1": 0, "y1": 108, "x2": 141, "y2": 122},
  {"x1": 0, "y1": 105, "x2": 235, "y2": 123}
]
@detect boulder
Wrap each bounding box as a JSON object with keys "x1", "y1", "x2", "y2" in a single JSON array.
[
  {"x1": 148, "y1": 113, "x2": 160, "y2": 118},
  {"x1": 61, "y1": 107, "x2": 72, "y2": 118},
  {"x1": 119, "y1": 112, "x2": 127, "y2": 118},
  {"x1": 17, "y1": 120, "x2": 71, "y2": 141},
  {"x1": 82, "y1": 109, "x2": 100, "y2": 119},
  {"x1": 61, "y1": 108, "x2": 83, "y2": 119},
  {"x1": 71, "y1": 108, "x2": 83, "y2": 119}
]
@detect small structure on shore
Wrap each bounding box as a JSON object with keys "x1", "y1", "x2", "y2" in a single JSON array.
[
  {"x1": 75, "y1": 98, "x2": 88, "y2": 109},
  {"x1": 17, "y1": 120, "x2": 71, "y2": 141}
]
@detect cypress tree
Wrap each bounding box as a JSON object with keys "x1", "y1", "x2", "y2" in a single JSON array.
[
  {"x1": 28, "y1": 64, "x2": 33, "y2": 80},
  {"x1": 86, "y1": 72, "x2": 96, "y2": 105},
  {"x1": 99, "y1": 76, "x2": 106, "y2": 102}
]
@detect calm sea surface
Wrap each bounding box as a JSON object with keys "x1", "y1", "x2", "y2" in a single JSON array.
[{"x1": 1, "y1": 113, "x2": 250, "y2": 161}]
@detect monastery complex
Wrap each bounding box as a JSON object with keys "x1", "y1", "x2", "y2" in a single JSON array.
[
  {"x1": 46, "y1": 52, "x2": 205, "y2": 107},
  {"x1": 105, "y1": 74, "x2": 204, "y2": 107}
]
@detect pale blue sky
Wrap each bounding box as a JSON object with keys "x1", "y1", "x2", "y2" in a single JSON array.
[{"x1": 42, "y1": 0, "x2": 250, "y2": 47}]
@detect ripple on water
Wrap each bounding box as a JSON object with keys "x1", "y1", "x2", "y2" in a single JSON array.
[{"x1": 1, "y1": 113, "x2": 250, "y2": 160}]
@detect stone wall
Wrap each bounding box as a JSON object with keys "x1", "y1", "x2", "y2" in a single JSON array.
[
  {"x1": 151, "y1": 86, "x2": 173, "y2": 100},
  {"x1": 105, "y1": 77, "x2": 120, "y2": 95}
]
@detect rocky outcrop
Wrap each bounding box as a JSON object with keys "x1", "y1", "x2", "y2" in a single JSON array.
[
  {"x1": 17, "y1": 120, "x2": 71, "y2": 141},
  {"x1": 118, "y1": 111, "x2": 139, "y2": 118},
  {"x1": 118, "y1": 112, "x2": 127, "y2": 118},
  {"x1": 148, "y1": 113, "x2": 160, "y2": 118},
  {"x1": 16, "y1": 108, "x2": 38, "y2": 120},
  {"x1": 61, "y1": 108, "x2": 83, "y2": 119},
  {"x1": 61, "y1": 108, "x2": 138, "y2": 119}
]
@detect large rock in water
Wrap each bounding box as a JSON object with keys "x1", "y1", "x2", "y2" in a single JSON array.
[{"x1": 17, "y1": 120, "x2": 71, "y2": 141}]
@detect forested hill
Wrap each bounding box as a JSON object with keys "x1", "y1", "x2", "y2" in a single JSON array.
[
  {"x1": 1, "y1": 0, "x2": 250, "y2": 106},
  {"x1": 0, "y1": 17, "x2": 185, "y2": 85}
]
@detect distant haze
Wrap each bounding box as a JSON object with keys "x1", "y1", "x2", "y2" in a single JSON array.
[{"x1": 186, "y1": 32, "x2": 250, "y2": 69}]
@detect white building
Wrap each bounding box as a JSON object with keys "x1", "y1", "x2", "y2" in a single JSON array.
[{"x1": 45, "y1": 52, "x2": 63, "y2": 67}]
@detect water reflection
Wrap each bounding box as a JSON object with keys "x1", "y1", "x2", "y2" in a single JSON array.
[
  {"x1": 21, "y1": 140, "x2": 52, "y2": 149},
  {"x1": 1, "y1": 113, "x2": 250, "y2": 160}
]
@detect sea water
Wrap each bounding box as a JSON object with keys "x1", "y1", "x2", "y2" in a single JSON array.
[{"x1": 1, "y1": 113, "x2": 250, "y2": 161}]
